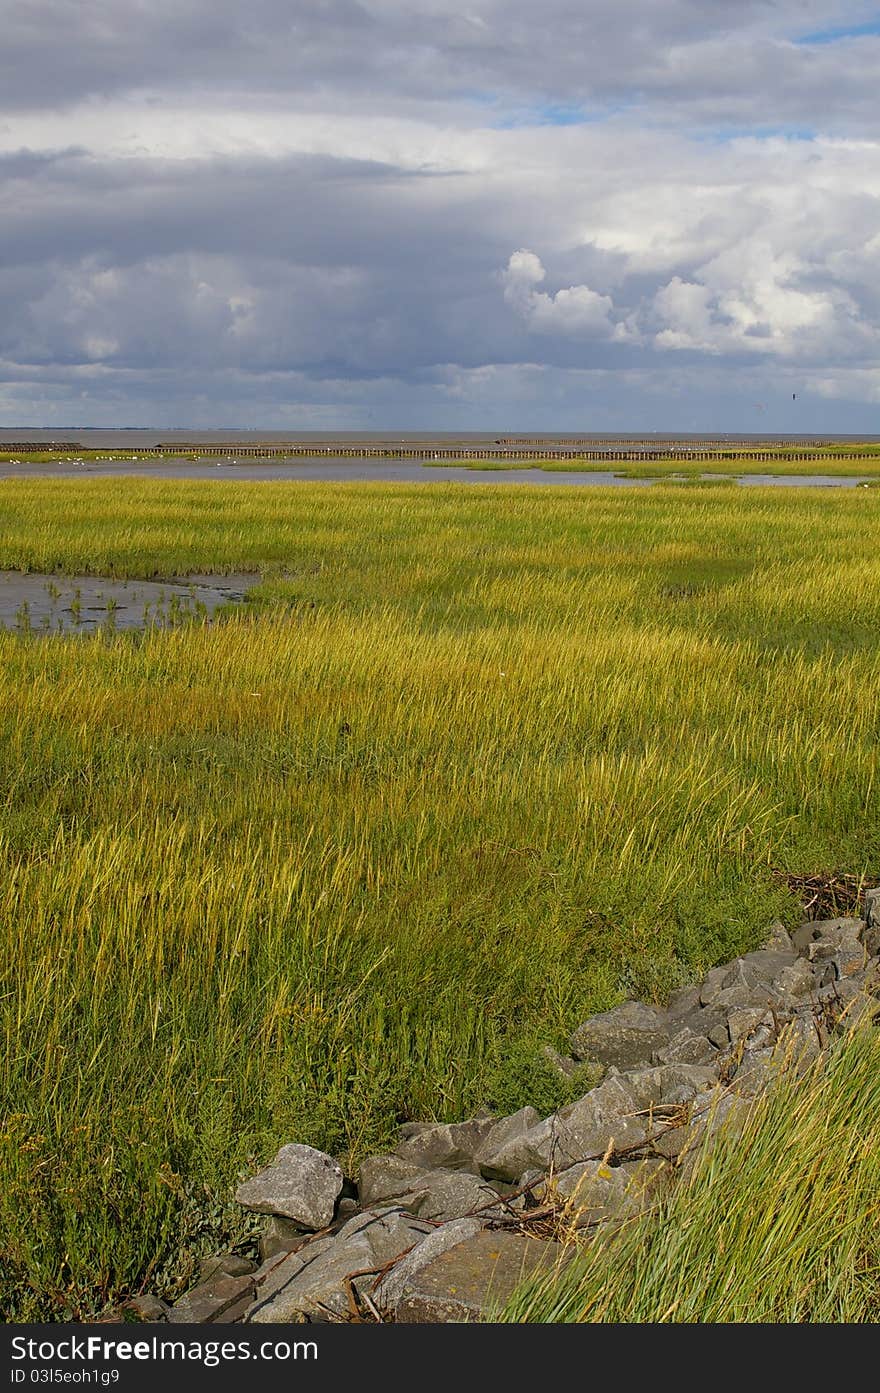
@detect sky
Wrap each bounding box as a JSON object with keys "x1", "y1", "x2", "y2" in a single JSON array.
[{"x1": 2, "y1": 1, "x2": 880, "y2": 431}]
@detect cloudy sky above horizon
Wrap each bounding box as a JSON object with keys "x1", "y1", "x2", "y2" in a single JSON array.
[{"x1": 3, "y1": 1, "x2": 880, "y2": 431}]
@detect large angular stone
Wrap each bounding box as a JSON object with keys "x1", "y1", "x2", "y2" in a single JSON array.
[
  {"x1": 394, "y1": 1231, "x2": 566, "y2": 1323},
  {"x1": 235, "y1": 1144, "x2": 343, "y2": 1229},
  {"x1": 473, "y1": 1107, "x2": 541, "y2": 1169},
  {"x1": 259, "y1": 1216, "x2": 312, "y2": 1262},
  {"x1": 169, "y1": 1273, "x2": 255, "y2": 1324},
  {"x1": 772, "y1": 958, "x2": 818, "y2": 1001},
  {"x1": 407, "y1": 1169, "x2": 501, "y2": 1222},
  {"x1": 652, "y1": 1027, "x2": 716, "y2": 1067},
  {"x1": 791, "y1": 918, "x2": 864, "y2": 954},
  {"x1": 739, "y1": 948, "x2": 798, "y2": 980},
  {"x1": 357, "y1": 1154, "x2": 427, "y2": 1207},
  {"x1": 394, "y1": 1117, "x2": 496, "y2": 1172},
  {"x1": 480, "y1": 1075, "x2": 648, "y2": 1181},
  {"x1": 373, "y1": 1218, "x2": 483, "y2": 1314},
  {"x1": 623, "y1": 1063, "x2": 719, "y2": 1107},
  {"x1": 544, "y1": 1157, "x2": 669, "y2": 1227},
  {"x1": 332, "y1": 1207, "x2": 435, "y2": 1267},
  {"x1": 570, "y1": 1001, "x2": 674, "y2": 1069},
  {"x1": 247, "y1": 1208, "x2": 433, "y2": 1322},
  {"x1": 864, "y1": 891, "x2": 880, "y2": 956},
  {"x1": 247, "y1": 1232, "x2": 376, "y2": 1322}
]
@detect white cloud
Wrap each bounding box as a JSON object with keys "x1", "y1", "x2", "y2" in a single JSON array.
[{"x1": 502, "y1": 249, "x2": 626, "y2": 338}]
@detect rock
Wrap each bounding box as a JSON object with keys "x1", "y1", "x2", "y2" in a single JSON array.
[
  {"x1": 791, "y1": 917, "x2": 864, "y2": 954},
  {"x1": 864, "y1": 890, "x2": 880, "y2": 955},
  {"x1": 623, "y1": 1063, "x2": 719, "y2": 1107},
  {"x1": 248, "y1": 1208, "x2": 434, "y2": 1323},
  {"x1": 357, "y1": 1154, "x2": 427, "y2": 1207},
  {"x1": 698, "y1": 967, "x2": 728, "y2": 1007},
  {"x1": 762, "y1": 921, "x2": 794, "y2": 953},
  {"x1": 542, "y1": 1157, "x2": 669, "y2": 1227},
  {"x1": 739, "y1": 948, "x2": 798, "y2": 980},
  {"x1": 570, "y1": 1001, "x2": 674, "y2": 1069},
  {"x1": 394, "y1": 1231, "x2": 566, "y2": 1323},
  {"x1": 707, "y1": 1023, "x2": 730, "y2": 1049},
  {"x1": 666, "y1": 983, "x2": 702, "y2": 1020},
  {"x1": 394, "y1": 1117, "x2": 496, "y2": 1172},
  {"x1": 408, "y1": 1169, "x2": 501, "y2": 1222},
  {"x1": 373, "y1": 1218, "x2": 483, "y2": 1314},
  {"x1": 332, "y1": 1207, "x2": 435, "y2": 1267},
  {"x1": 247, "y1": 1232, "x2": 376, "y2": 1322},
  {"x1": 541, "y1": 1044, "x2": 581, "y2": 1078},
  {"x1": 772, "y1": 958, "x2": 817, "y2": 1001},
  {"x1": 397, "y1": 1121, "x2": 434, "y2": 1140},
  {"x1": 549, "y1": 1076, "x2": 648, "y2": 1171},
  {"x1": 772, "y1": 1014, "x2": 823, "y2": 1068},
  {"x1": 197, "y1": 1254, "x2": 256, "y2": 1285},
  {"x1": 235, "y1": 1144, "x2": 343, "y2": 1229},
  {"x1": 477, "y1": 1076, "x2": 646, "y2": 1182},
  {"x1": 652, "y1": 1027, "x2": 716, "y2": 1067},
  {"x1": 123, "y1": 1294, "x2": 170, "y2": 1322},
  {"x1": 169, "y1": 1273, "x2": 255, "y2": 1324},
  {"x1": 726, "y1": 1007, "x2": 774, "y2": 1046},
  {"x1": 473, "y1": 1107, "x2": 542, "y2": 1169},
  {"x1": 258, "y1": 1216, "x2": 311, "y2": 1262}
]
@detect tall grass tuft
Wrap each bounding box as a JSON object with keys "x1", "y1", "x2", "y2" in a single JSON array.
[{"x1": 500, "y1": 1022, "x2": 880, "y2": 1323}]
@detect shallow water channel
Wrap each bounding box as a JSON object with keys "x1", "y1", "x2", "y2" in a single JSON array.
[{"x1": 0, "y1": 572, "x2": 258, "y2": 635}]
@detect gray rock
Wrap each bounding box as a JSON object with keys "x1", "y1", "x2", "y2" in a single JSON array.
[
  {"x1": 570, "y1": 1001, "x2": 674, "y2": 1069},
  {"x1": 623, "y1": 1063, "x2": 719, "y2": 1107},
  {"x1": 791, "y1": 917, "x2": 864, "y2": 954},
  {"x1": 726, "y1": 1007, "x2": 774, "y2": 1045},
  {"x1": 197, "y1": 1254, "x2": 256, "y2": 1285},
  {"x1": 394, "y1": 1117, "x2": 496, "y2": 1172},
  {"x1": 394, "y1": 1231, "x2": 566, "y2": 1323},
  {"x1": 473, "y1": 1107, "x2": 542, "y2": 1169},
  {"x1": 407, "y1": 1169, "x2": 501, "y2": 1222},
  {"x1": 739, "y1": 948, "x2": 798, "y2": 980},
  {"x1": 235, "y1": 1144, "x2": 343, "y2": 1230},
  {"x1": 707, "y1": 1023, "x2": 730, "y2": 1049},
  {"x1": 540, "y1": 1157, "x2": 669, "y2": 1227},
  {"x1": 123, "y1": 1295, "x2": 170, "y2": 1322},
  {"x1": 169, "y1": 1273, "x2": 255, "y2": 1324},
  {"x1": 247, "y1": 1231, "x2": 376, "y2": 1322},
  {"x1": 357, "y1": 1154, "x2": 427, "y2": 1207},
  {"x1": 864, "y1": 890, "x2": 880, "y2": 955},
  {"x1": 549, "y1": 1075, "x2": 649, "y2": 1170},
  {"x1": 373, "y1": 1218, "x2": 483, "y2": 1313},
  {"x1": 248, "y1": 1208, "x2": 434, "y2": 1322},
  {"x1": 698, "y1": 967, "x2": 728, "y2": 1007},
  {"x1": 652, "y1": 1027, "x2": 716, "y2": 1067},
  {"x1": 761, "y1": 921, "x2": 794, "y2": 953},
  {"x1": 772, "y1": 1014, "x2": 823, "y2": 1069},
  {"x1": 478, "y1": 1076, "x2": 645, "y2": 1182},
  {"x1": 666, "y1": 983, "x2": 702, "y2": 1020},
  {"x1": 332, "y1": 1207, "x2": 435, "y2": 1267},
  {"x1": 770, "y1": 958, "x2": 817, "y2": 1001},
  {"x1": 258, "y1": 1216, "x2": 311, "y2": 1262}
]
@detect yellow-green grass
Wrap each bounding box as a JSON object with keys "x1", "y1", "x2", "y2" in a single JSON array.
[
  {"x1": 500, "y1": 1020, "x2": 880, "y2": 1323},
  {"x1": 1, "y1": 478, "x2": 879, "y2": 1319},
  {"x1": 423, "y1": 454, "x2": 880, "y2": 477}
]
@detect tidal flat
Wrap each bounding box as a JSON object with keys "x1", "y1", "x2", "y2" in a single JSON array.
[{"x1": 1, "y1": 476, "x2": 879, "y2": 1319}]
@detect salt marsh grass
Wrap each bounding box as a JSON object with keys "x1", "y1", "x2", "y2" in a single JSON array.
[
  {"x1": 500, "y1": 1022, "x2": 880, "y2": 1323},
  {"x1": 1, "y1": 478, "x2": 878, "y2": 1317}
]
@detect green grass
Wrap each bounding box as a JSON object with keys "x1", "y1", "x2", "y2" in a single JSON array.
[
  {"x1": 423, "y1": 454, "x2": 880, "y2": 477},
  {"x1": 0, "y1": 478, "x2": 878, "y2": 1319},
  {"x1": 500, "y1": 1020, "x2": 880, "y2": 1323}
]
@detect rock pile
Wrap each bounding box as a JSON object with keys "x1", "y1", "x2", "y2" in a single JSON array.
[{"x1": 145, "y1": 894, "x2": 879, "y2": 1325}]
